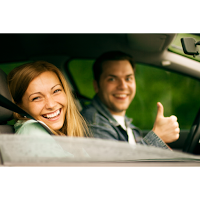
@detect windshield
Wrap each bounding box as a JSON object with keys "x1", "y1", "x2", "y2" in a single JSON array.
[
  {"x1": 1, "y1": 134, "x2": 200, "y2": 166},
  {"x1": 168, "y1": 33, "x2": 200, "y2": 62}
]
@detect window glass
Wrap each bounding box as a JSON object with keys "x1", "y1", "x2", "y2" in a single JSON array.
[
  {"x1": 0, "y1": 61, "x2": 31, "y2": 74},
  {"x1": 69, "y1": 59, "x2": 95, "y2": 99},
  {"x1": 168, "y1": 33, "x2": 200, "y2": 62},
  {"x1": 128, "y1": 63, "x2": 200, "y2": 130},
  {"x1": 0, "y1": 61, "x2": 31, "y2": 125},
  {"x1": 68, "y1": 59, "x2": 200, "y2": 130}
]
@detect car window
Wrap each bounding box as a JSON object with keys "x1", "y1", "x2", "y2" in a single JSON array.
[
  {"x1": 0, "y1": 61, "x2": 31, "y2": 125},
  {"x1": 0, "y1": 61, "x2": 31, "y2": 74},
  {"x1": 68, "y1": 59, "x2": 200, "y2": 131},
  {"x1": 168, "y1": 33, "x2": 200, "y2": 62},
  {"x1": 67, "y1": 59, "x2": 95, "y2": 99}
]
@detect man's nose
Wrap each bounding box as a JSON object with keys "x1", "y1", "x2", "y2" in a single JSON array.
[
  {"x1": 45, "y1": 96, "x2": 56, "y2": 109},
  {"x1": 117, "y1": 79, "x2": 128, "y2": 89}
]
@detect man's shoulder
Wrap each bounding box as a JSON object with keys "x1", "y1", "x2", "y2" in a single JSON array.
[
  {"x1": 81, "y1": 103, "x2": 96, "y2": 118},
  {"x1": 81, "y1": 104, "x2": 119, "y2": 140},
  {"x1": 81, "y1": 104, "x2": 111, "y2": 126},
  {"x1": 81, "y1": 104, "x2": 98, "y2": 123}
]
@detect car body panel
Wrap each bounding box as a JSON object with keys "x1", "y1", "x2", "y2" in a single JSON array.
[{"x1": 1, "y1": 134, "x2": 200, "y2": 167}]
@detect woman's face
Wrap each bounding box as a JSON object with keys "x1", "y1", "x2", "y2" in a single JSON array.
[{"x1": 21, "y1": 71, "x2": 68, "y2": 131}]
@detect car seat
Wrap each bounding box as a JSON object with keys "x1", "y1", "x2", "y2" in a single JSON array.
[{"x1": 0, "y1": 68, "x2": 15, "y2": 134}]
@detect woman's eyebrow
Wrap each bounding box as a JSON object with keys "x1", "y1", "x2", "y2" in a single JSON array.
[
  {"x1": 28, "y1": 84, "x2": 62, "y2": 99},
  {"x1": 29, "y1": 92, "x2": 42, "y2": 99},
  {"x1": 51, "y1": 84, "x2": 61, "y2": 90}
]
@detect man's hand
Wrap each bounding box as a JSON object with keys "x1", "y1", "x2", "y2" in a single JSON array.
[{"x1": 152, "y1": 102, "x2": 180, "y2": 143}]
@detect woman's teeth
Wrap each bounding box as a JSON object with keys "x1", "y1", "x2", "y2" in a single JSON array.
[{"x1": 43, "y1": 109, "x2": 60, "y2": 119}]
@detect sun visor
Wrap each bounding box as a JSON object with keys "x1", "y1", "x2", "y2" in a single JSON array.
[{"x1": 127, "y1": 34, "x2": 175, "y2": 53}]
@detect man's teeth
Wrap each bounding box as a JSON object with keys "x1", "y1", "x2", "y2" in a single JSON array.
[
  {"x1": 43, "y1": 110, "x2": 60, "y2": 119},
  {"x1": 114, "y1": 94, "x2": 127, "y2": 97}
]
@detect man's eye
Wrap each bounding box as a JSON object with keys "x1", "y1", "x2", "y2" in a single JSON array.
[
  {"x1": 126, "y1": 77, "x2": 133, "y2": 81},
  {"x1": 108, "y1": 78, "x2": 115, "y2": 81}
]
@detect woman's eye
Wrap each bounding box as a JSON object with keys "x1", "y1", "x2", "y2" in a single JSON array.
[
  {"x1": 32, "y1": 97, "x2": 41, "y2": 101},
  {"x1": 54, "y1": 89, "x2": 62, "y2": 93}
]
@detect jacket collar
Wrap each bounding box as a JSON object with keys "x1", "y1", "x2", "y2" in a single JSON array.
[{"x1": 92, "y1": 94, "x2": 134, "y2": 128}]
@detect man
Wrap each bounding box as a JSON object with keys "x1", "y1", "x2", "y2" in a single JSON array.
[{"x1": 81, "y1": 51, "x2": 180, "y2": 149}]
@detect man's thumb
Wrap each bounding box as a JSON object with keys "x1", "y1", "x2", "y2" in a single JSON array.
[{"x1": 156, "y1": 102, "x2": 164, "y2": 118}]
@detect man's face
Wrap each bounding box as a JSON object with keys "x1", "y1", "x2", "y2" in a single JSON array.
[{"x1": 94, "y1": 60, "x2": 136, "y2": 116}]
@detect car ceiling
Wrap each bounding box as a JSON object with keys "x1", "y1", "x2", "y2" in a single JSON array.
[
  {"x1": 1, "y1": 33, "x2": 199, "y2": 80},
  {"x1": 0, "y1": 33, "x2": 176, "y2": 63}
]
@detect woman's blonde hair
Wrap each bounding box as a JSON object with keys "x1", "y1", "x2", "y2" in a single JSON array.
[{"x1": 7, "y1": 61, "x2": 90, "y2": 137}]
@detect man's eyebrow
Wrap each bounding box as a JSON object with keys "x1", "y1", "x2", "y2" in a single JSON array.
[
  {"x1": 107, "y1": 74, "x2": 117, "y2": 77},
  {"x1": 107, "y1": 74, "x2": 134, "y2": 77},
  {"x1": 126, "y1": 74, "x2": 134, "y2": 77}
]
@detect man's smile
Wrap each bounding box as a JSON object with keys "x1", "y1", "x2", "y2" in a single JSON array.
[{"x1": 113, "y1": 94, "x2": 129, "y2": 99}]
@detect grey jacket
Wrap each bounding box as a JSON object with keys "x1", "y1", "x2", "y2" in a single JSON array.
[{"x1": 81, "y1": 95, "x2": 169, "y2": 149}]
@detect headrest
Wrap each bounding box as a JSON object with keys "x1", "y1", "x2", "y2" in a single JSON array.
[{"x1": 0, "y1": 68, "x2": 13, "y2": 123}]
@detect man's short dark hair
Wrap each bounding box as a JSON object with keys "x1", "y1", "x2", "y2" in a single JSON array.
[{"x1": 93, "y1": 51, "x2": 135, "y2": 83}]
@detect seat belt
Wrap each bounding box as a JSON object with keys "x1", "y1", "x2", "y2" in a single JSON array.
[{"x1": 0, "y1": 93, "x2": 54, "y2": 135}]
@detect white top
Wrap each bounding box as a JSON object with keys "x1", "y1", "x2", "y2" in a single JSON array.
[{"x1": 112, "y1": 115, "x2": 136, "y2": 145}]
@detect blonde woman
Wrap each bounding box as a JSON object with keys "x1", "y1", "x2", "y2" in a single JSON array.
[{"x1": 7, "y1": 61, "x2": 90, "y2": 138}]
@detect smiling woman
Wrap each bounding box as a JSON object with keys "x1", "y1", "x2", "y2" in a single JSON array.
[{"x1": 7, "y1": 61, "x2": 90, "y2": 137}]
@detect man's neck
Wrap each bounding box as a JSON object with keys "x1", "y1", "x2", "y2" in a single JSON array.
[{"x1": 109, "y1": 109, "x2": 126, "y2": 116}]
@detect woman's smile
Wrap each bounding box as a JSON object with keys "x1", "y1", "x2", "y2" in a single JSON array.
[{"x1": 42, "y1": 108, "x2": 61, "y2": 120}]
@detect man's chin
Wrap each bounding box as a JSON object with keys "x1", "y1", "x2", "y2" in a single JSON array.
[{"x1": 109, "y1": 107, "x2": 127, "y2": 116}]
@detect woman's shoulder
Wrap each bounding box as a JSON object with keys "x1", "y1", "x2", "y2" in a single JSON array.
[
  {"x1": 14, "y1": 119, "x2": 50, "y2": 136},
  {"x1": 14, "y1": 119, "x2": 74, "y2": 158}
]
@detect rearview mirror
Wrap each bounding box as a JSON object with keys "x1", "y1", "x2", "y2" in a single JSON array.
[{"x1": 181, "y1": 38, "x2": 200, "y2": 57}]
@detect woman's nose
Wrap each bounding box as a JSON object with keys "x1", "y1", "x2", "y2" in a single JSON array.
[{"x1": 45, "y1": 96, "x2": 56, "y2": 109}]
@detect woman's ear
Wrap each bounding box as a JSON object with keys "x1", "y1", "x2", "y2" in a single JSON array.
[{"x1": 93, "y1": 80, "x2": 99, "y2": 93}]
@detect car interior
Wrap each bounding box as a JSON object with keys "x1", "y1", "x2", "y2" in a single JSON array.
[
  {"x1": 0, "y1": 68, "x2": 14, "y2": 133},
  {"x1": 0, "y1": 33, "x2": 200, "y2": 156}
]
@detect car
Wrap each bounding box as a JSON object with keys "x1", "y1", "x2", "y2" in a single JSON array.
[{"x1": 0, "y1": 33, "x2": 200, "y2": 167}]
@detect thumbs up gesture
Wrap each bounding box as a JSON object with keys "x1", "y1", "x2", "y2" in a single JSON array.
[{"x1": 152, "y1": 102, "x2": 180, "y2": 143}]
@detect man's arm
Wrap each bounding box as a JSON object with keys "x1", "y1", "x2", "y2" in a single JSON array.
[
  {"x1": 142, "y1": 130, "x2": 170, "y2": 149},
  {"x1": 131, "y1": 126, "x2": 170, "y2": 149}
]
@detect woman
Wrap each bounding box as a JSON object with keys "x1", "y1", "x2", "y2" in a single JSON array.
[{"x1": 7, "y1": 61, "x2": 90, "y2": 138}]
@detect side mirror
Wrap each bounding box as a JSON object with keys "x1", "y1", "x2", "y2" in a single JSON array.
[{"x1": 181, "y1": 38, "x2": 200, "y2": 57}]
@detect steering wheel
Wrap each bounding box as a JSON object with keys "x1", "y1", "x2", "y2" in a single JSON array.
[{"x1": 183, "y1": 108, "x2": 200, "y2": 154}]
